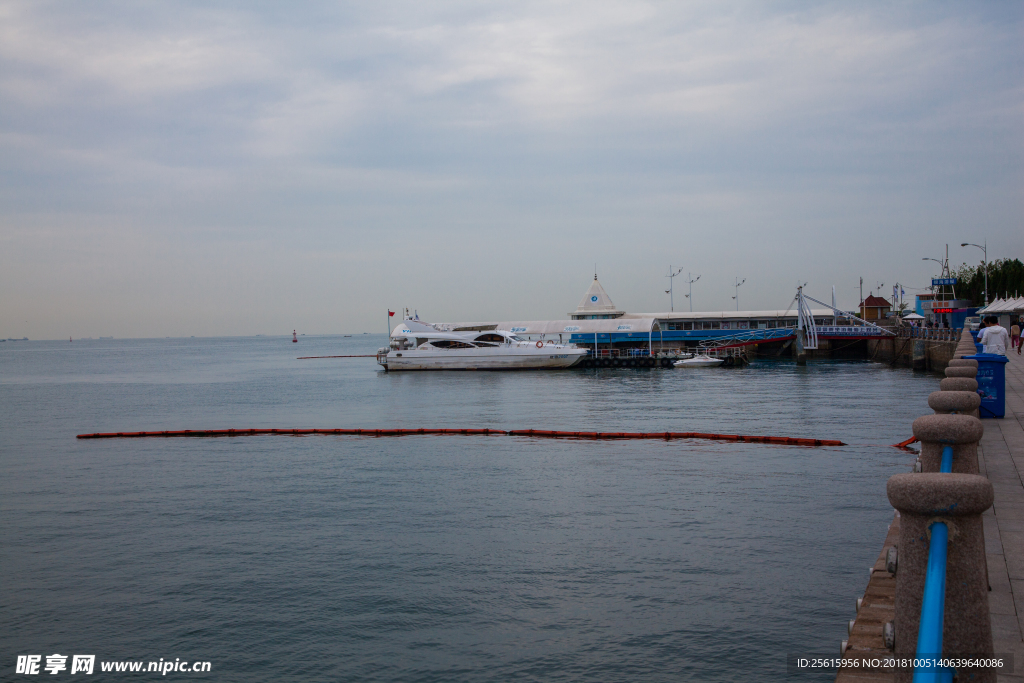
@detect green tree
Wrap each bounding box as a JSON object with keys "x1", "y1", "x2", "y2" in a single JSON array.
[{"x1": 952, "y1": 258, "x2": 1024, "y2": 306}]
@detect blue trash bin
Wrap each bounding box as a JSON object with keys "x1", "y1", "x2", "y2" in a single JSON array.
[
  {"x1": 975, "y1": 342, "x2": 984, "y2": 354},
  {"x1": 964, "y1": 353, "x2": 1010, "y2": 418}
]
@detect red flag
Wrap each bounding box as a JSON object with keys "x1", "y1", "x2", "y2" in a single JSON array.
[{"x1": 388, "y1": 310, "x2": 395, "y2": 317}]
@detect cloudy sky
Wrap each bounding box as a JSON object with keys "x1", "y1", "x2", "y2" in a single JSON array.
[{"x1": 2, "y1": 1, "x2": 1021, "y2": 338}]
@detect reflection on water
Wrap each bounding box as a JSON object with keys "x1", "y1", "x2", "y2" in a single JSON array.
[{"x1": 1, "y1": 336, "x2": 937, "y2": 681}]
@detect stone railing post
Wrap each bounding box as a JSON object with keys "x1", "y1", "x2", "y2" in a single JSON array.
[
  {"x1": 911, "y1": 414, "x2": 983, "y2": 473},
  {"x1": 928, "y1": 391, "x2": 981, "y2": 420},
  {"x1": 888, "y1": 473, "x2": 995, "y2": 683},
  {"x1": 948, "y1": 358, "x2": 979, "y2": 372},
  {"x1": 945, "y1": 365, "x2": 977, "y2": 380},
  {"x1": 957, "y1": 329, "x2": 977, "y2": 357},
  {"x1": 939, "y1": 375, "x2": 978, "y2": 393}
]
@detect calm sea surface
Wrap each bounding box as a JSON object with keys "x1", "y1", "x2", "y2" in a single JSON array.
[{"x1": 1, "y1": 336, "x2": 936, "y2": 681}]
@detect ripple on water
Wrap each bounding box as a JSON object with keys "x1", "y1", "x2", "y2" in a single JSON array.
[{"x1": 1, "y1": 337, "x2": 935, "y2": 681}]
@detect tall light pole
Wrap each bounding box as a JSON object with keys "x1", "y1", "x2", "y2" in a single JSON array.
[
  {"x1": 684, "y1": 273, "x2": 700, "y2": 312},
  {"x1": 665, "y1": 266, "x2": 684, "y2": 312},
  {"x1": 923, "y1": 257, "x2": 944, "y2": 294},
  {"x1": 732, "y1": 277, "x2": 746, "y2": 311},
  {"x1": 923, "y1": 257, "x2": 946, "y2": 326},
  {"x1": 960, "y1": 241, "x2": 988, "y2": 305}
]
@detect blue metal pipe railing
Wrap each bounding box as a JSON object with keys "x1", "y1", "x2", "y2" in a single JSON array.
[
  {"x1": 913, "y1": 445, "x2": 955, "y2": 683},
  {"x1": 940, "y1": 444, "x2": 953, "y2": 473}
]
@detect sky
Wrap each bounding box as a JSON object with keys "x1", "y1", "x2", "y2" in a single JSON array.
[{"x1": 1, "y1": 1, "x2": 1022, "y2": 338}]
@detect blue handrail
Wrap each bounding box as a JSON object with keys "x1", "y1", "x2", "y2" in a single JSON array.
[
  {"x1": 913, "y1": 445, "x2": 955, "y2": 683},
  {"x1": 940, "y1": 444, "x2": 953, "y2": 473}
]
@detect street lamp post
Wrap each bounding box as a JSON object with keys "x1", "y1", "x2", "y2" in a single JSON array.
[
  {"x1": 666, "y1": 266, "x2": 684, "y2": 312},
  {"x1": 923, "y1": 257, "x2": 944, "y2": 294},
  {"x1": 684, "y1": 273, "x2": 700, "y2": 312},
  {"x1": 732, "y1": 277, "x2": 746, "y2": 311},
  {"x1": 960, "y1": 241, "x2": 988, "y2": 305}
]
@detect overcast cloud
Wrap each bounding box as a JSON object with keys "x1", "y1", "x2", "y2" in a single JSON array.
[{"x1": 1, "y1": 1, "x2": 1021, "y2": 338}]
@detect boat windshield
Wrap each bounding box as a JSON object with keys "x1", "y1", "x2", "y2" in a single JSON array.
[
  {"x1": 429, "y1": 340, "x2": 476, "y2": 349},
  {"x1": 508, "y1": 335, "x2": 525, "y2": 342}
]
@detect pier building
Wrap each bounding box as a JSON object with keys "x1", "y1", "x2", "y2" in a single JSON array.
[
  {"x1": 396, "y1": 277, "x2": 891, "y2": 364},
  {"x1": 859, "y1": 295, "x2": 892, "y2": 321}
]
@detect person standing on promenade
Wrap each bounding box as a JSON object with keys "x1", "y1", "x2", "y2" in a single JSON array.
[
  {"x1": 1011, "y1": 320, "x2": 1021, "y2": 355},
  {"x1": 980, "y1": 315, "x2": 1010, "y2": 355}
]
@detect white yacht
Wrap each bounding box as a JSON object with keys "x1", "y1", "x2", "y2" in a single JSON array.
[
  {"x1": 378, "y1": 319, "x2": 588, "y2": 371},
  {"x1": 673, "y1": 354, "x2": 724, "y2": 368}
]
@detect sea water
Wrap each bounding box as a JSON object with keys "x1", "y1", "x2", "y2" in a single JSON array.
[{"x1": 0, "y1": 336, "x2": 935, "y2": 681}]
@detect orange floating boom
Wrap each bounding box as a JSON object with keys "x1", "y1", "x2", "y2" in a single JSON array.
[
  {"x1": 76, "y1": 428, "x2": 844, "y2": 446},
  {"x1": 892, "y1": 436, "x2": 919, "y2": 449}
]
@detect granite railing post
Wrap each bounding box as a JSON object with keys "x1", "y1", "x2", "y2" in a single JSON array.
[
  {"x1": 928, "y1": 391, "x2": 981, "y2": 420},
  {"x1": 939, "y1": 360, "x2": 981, "y2": 421},
  {"x1": 912, "y1": 414, "x2": 983, "y2": 474},
  {"x1": 948, "y1": 359, "x2": 979, "y2": 372},
  {"x1": 888, "y1": 473, "x2": 995, "y2": 683},
  {"x1": 939, "y1": 375, "x2": 978, "y2": 393},
  {"x1": 957, "y1": 329, "x2": 977, "y2": 358},
  {"x1": 945, "y1": 365, "x2": 975, "y2": 380}
]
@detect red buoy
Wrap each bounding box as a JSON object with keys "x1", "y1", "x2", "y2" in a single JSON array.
[{"x1": 292, "y1": 330, "x2": 298, "y2": 343}]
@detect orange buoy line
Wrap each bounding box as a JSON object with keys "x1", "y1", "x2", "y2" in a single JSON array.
[
  {"x1": 296, "y1": 355, "x2": 377, "y2": 359},
  {"x1": 75, "y1": 428, "x2": 845, "y2": 446},
  {"x1": 892, "y1": 436, "x2": 919, "y2": 449}
]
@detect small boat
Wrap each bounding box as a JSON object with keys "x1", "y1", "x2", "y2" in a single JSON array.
[
  {"x1": 673, "y1": 354, "x2": 724, "y2": 368},
  {"x1": 378, "y1": 319, "x2": 588, "y2": 371}
]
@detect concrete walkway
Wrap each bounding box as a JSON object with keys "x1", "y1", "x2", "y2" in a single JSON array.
[{"x1": 979, "y1": 347, "x2": 1024, "y2": 682}]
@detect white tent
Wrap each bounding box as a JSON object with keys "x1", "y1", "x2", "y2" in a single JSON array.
[
  {"x1": 977, "y1": 297, "x2": 1024, "y2": 314},
  {"x1": 902, "y1": 313, "x2": 925, "y2": 320}
]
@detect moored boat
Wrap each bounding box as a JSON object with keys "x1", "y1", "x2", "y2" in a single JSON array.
[
  {"x1": 378, "y1": 319, "x2": 588, "y2": 371},
  {"x1": 673, "y1": 354, "x2": 724, "y2": 368}
]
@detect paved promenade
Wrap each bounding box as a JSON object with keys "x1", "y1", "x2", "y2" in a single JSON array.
[{"x1": 979, "y1": 348, "x2": 1024, "y2": 682}]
